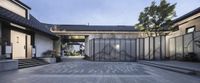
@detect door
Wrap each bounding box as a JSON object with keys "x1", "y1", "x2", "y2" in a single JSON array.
[
  {"x1": 26, "y1": 35, "x2": 32, "y2": 59},
  {"x1": 11, "y1": 30, "x2": 26, "y2": 59}
]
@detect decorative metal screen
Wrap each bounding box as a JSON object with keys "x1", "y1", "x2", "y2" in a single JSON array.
[
  {"x1": 89, "y1": 38, "x2": 137, "y2": 62},
  {"x1": 137, "y1": 36, "x2": 165, "y2": 61},
  {"x1": 175, "y1": 36, "x2": 183, "y2": 60},
  {"x1": 167, "y1": 31, "x2": 200, "y2": 61},
  {"x1": 169, "y1": 38, "x2": 175, "y2": 59},
  {"x1": 155, "y1": 37, "x2": 161, "y2": 60},
  {"x1": 184, "y1": 34, "x2": 193, "y2": 56},
  {"x1": 194, "y1": 32, "x2": 200, "y2": 60},
  {"x1": 144, "y1": 37, "x2": 149, "y2": 60}
]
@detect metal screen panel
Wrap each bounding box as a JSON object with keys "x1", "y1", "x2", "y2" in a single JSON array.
[
  {"x1": 184, "y1": 34, "x2": 193, "y2": 56},
  {"x1": 169, "y1": 38, "x2": 175, "y2": 60},
  {"x1": 161, "y1": 36, "x2": 166, "y2": 60},
  {"x1": 99, "y1": 39, "x2": 105, "y2": 61},
  {"x1": 94, "y1": 39, "x2": 100, "y2": 61},
  {"x1": 155, "y1": 37, "x2": 161, "y2": 60},
  {"x1": 194, "y1": 32, "x2": 200, "y2": 61},
  {"x1": 104, "y1": 39, "x2": 110, "y2": 61},
  {"x1": 125, "y1": 40, "x2": 131, "y2": 61},
  {"x1": 89, "y1": 40, "x2": 93, "y2": 59},
  {"x1": 110, "y1": 39, "x2": 117, "y2": 61},
  {"x1": 131, "y1": 40, "x2": 136, "y2": 61},
  {"x1": 175, "y1": 36, "x2": 183, "y2": 60},
  {"x1": 144, "y1": 38, "x2": 149, "y2": 60},
  {"x1": 90, "y1": 38, "x2": 136, "y2": 62},
  {"x1": 120, "y1": 39, "x2": 126, "y2": 61},
  {"x1": 139, "y1": 39, "x2": 144, "y2": 60},
  {"x1": 149, "y1": 37, "x2": 154, "y2": 60},
  {"x1": 115, "y1": 39, "x2": 121, "y2": 61},
  {"x1": 136, "y1": 39, "x2": 140, "y2": 59}
]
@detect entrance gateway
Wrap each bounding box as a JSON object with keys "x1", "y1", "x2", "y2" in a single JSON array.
[{"x1": 11, "y1": 30, "x2": 32, "y2": 59}]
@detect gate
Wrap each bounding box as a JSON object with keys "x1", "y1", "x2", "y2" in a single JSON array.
[{"x1": 89, "y1": 38, "x2": 137, "y2": 62}]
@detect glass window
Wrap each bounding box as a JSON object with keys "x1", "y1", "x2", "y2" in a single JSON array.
[{"x1": 186, "y1": 26, "x2": 195, "y2": 33}]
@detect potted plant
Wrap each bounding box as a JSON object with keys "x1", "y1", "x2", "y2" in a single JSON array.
[
  {"x1": 42, "y1": 50, "x2": 56, "y2": 63},
  {"x1": 182, "y1": 52, "x2": 198, "y2": 62},
  {"x1": 42, "y1": 50, "x2": 62, "y2": 63}
]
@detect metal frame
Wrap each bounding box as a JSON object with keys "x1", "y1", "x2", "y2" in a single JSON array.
[{"x1": 91, "y1": 38, "x2": 137, "y2": 62}]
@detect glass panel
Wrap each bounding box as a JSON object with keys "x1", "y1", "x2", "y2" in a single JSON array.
[
  {"x1": 125, "y1": 40, "x2": 131, "y2": 61},
  {"x1": 176, "y1": 36, "x2": 183, "y2": 60},
  {"x1": 94, "y1": 39, "x2": 100, "y2": 61},
  {"x1": 144, "y1": 38, "x2": 149, "y2": 60},
  {"x1": 139, "y1": 39, "x2": 144, "y2": 60},
  {"x1": 99, "y1": 39, "x2": 104, "y2": 61},
  {"x1": 115, "y1": 39, "x2": 120, "y2": 61},
  {"x1": 110, "y1": 39, "x2": 116, "y2": 61},
  {"x1": 194, "y1": 31, "x2": 200, "y2": 60},
  {"x1": 89, "y1": 39, "x2": 137, "y2": 62},
  {"x1": 155, "y1": 37, "x2": 160, "y2": 60},
  {"x1": 120, "y1": 39, "x2": 126, "y2": 61},
  {"x1": 149, "y1": 37, "x2": 154, "y2": 60},
  {"x1": 131, "y1": 40, "x2": 136, "y2": 61},
  {"x1": 184, "y1": 34, "x2": 193, "y2": 56},
  {"x1": 104, "y1": 39, "x2": 110, "y2": 61},
  {"x1": 136, "y1": 39, "x2": 140, "y2": 59},
  {"x1": 169, "y1": 38, "x2": 175, "y2": 59},
  {"x1": 161, "y1": 36, "x2": 166, "y2": 59}
]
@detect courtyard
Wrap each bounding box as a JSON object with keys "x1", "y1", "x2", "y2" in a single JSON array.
[
  {"x1": 0, "y1": 60, "x2": 200, "y2": 83},
  {"x1": 0, "y1": 0, "x2": 200, "y2": 83}
]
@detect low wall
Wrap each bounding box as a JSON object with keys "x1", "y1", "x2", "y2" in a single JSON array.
[{"x1": 0, "y1": 60, "x2": 18, "y2": 72}]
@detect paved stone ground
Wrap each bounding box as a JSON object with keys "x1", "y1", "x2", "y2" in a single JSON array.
[
  {"x1": 145, "y1": 61, "x2": 200, "y2": 71},
  {"x1": 0, "y1": 60, "x2": 200, "y2": 83}
]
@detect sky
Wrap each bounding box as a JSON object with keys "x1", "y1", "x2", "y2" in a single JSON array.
[{"x1": 21, "y1": 0, "x2": 200, "y2": 25}]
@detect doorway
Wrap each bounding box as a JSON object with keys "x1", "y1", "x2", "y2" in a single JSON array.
[
  {"x1": 61, "y1": 35, "x2": 86, "y2": 56},
  {"x1": 11, "y1": 30, "x2": 32, "y2": 59}
]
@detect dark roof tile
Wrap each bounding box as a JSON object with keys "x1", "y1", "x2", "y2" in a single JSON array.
[
  {"x1": 173, "y1": 7, "x2": 200, "y2": 23},
  {"x1": 44, "y1": 24, "x2": 138, "y2": 31},
  {"x1": 0, "y1": 7, "x2": 57, "y2": 39}
]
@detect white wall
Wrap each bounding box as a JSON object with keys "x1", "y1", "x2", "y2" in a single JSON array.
[
  {"x1": 35, "y1": 33, "x2": 53, "y2": 57},
  {"x1": 0, "y1": 0, "x2": 27, "y2": 18},
  {"x1": 0, "y1": 22, "x2": 2, "y2": 55}
]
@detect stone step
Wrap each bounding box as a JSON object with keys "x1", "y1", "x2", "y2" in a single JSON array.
[
  {"x1": 142, "y1": 61, "x2": 198, "y2": 72},
  {"x1": 18, "y1": 59, "x2": 48, "y2": 69},
  {"x1": 19, "y1": 63, "x2": 46, "y2": 66},
  {"x1": 139, "y1": 61, "x2": 196, "y2": 75},
  {"x1": 19, "y1": 61, "x2": 46, "y2": 64}
]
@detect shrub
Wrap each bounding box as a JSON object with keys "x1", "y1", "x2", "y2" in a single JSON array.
[
  {"x1": 55, "y1": 55, "x2": 62, "y2": 62},
  {"x1": 42, "y1": 50, "x2": 62, "y2": 62},
  {"x1": 0, "y1": 54, "x2": 6, "y2": 60},
  {"x1": 182, "y1": 52, "x2": 198, "y2": 62},
  {"x1": 42, "y1": 50, "x2": 56, "y2": 58}
]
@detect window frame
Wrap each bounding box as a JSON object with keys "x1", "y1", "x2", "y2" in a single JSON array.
[{"x1": 186, "y1": 26, "x2": 196, "y2": 33}]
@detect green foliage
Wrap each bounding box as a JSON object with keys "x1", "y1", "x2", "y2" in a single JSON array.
[
  {"x1": 65, "y1": 51, "x2": 81, "y2": 56},
  {"x1": 0, "y1": 54, "x2": 7, "y2": 60},
  {"x1": 195, "y1": 39, "x2": 200, "y2": 48},
  {"x1": 182, "y1": 52, "x2": 198, "y2": 62},
  {"x1": 135, "y1": 0, "x2": 176, "y2": 37},
  {"x1": 42, "y1": 50, "x2": 56, "y2": 58}
]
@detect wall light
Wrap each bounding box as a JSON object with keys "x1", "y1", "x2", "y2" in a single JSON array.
[{"x1": 115, "y1": 44, "x2": 120, "y2": 49}]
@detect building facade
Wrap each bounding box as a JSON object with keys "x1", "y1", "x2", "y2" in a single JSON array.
[
  {"x1": 0, "y1": 0, "x2": 58, "y2": 59},
  {"x1": 0, "y1": 0, "x2": 199, "y2": 62}
]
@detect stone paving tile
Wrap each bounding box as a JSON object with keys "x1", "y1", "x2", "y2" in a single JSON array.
[
  {"x1": 0, "y1": 61, "x2": 200, "y2": 83},
  {"x1": 34, "y1": 62, "x2": 149, "y2": 75}
]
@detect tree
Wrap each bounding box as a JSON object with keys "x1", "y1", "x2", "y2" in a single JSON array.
[{"x1": 135, "y1": 0, "x2": 176, "y2": 37}]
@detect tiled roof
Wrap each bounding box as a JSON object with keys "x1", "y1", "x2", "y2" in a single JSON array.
[
  {"x1": 44, "y1": 24, "x2": 138, "y2": 31},
  {"x1": 13, "y1": 0, "x2": 31, "y2": 9},
  {"x1": 0, "y1": 7, "x2": 58, "y2": 39},
  {"x1": 173, "y1": 7, "x2": 200, "y2": 24}
]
